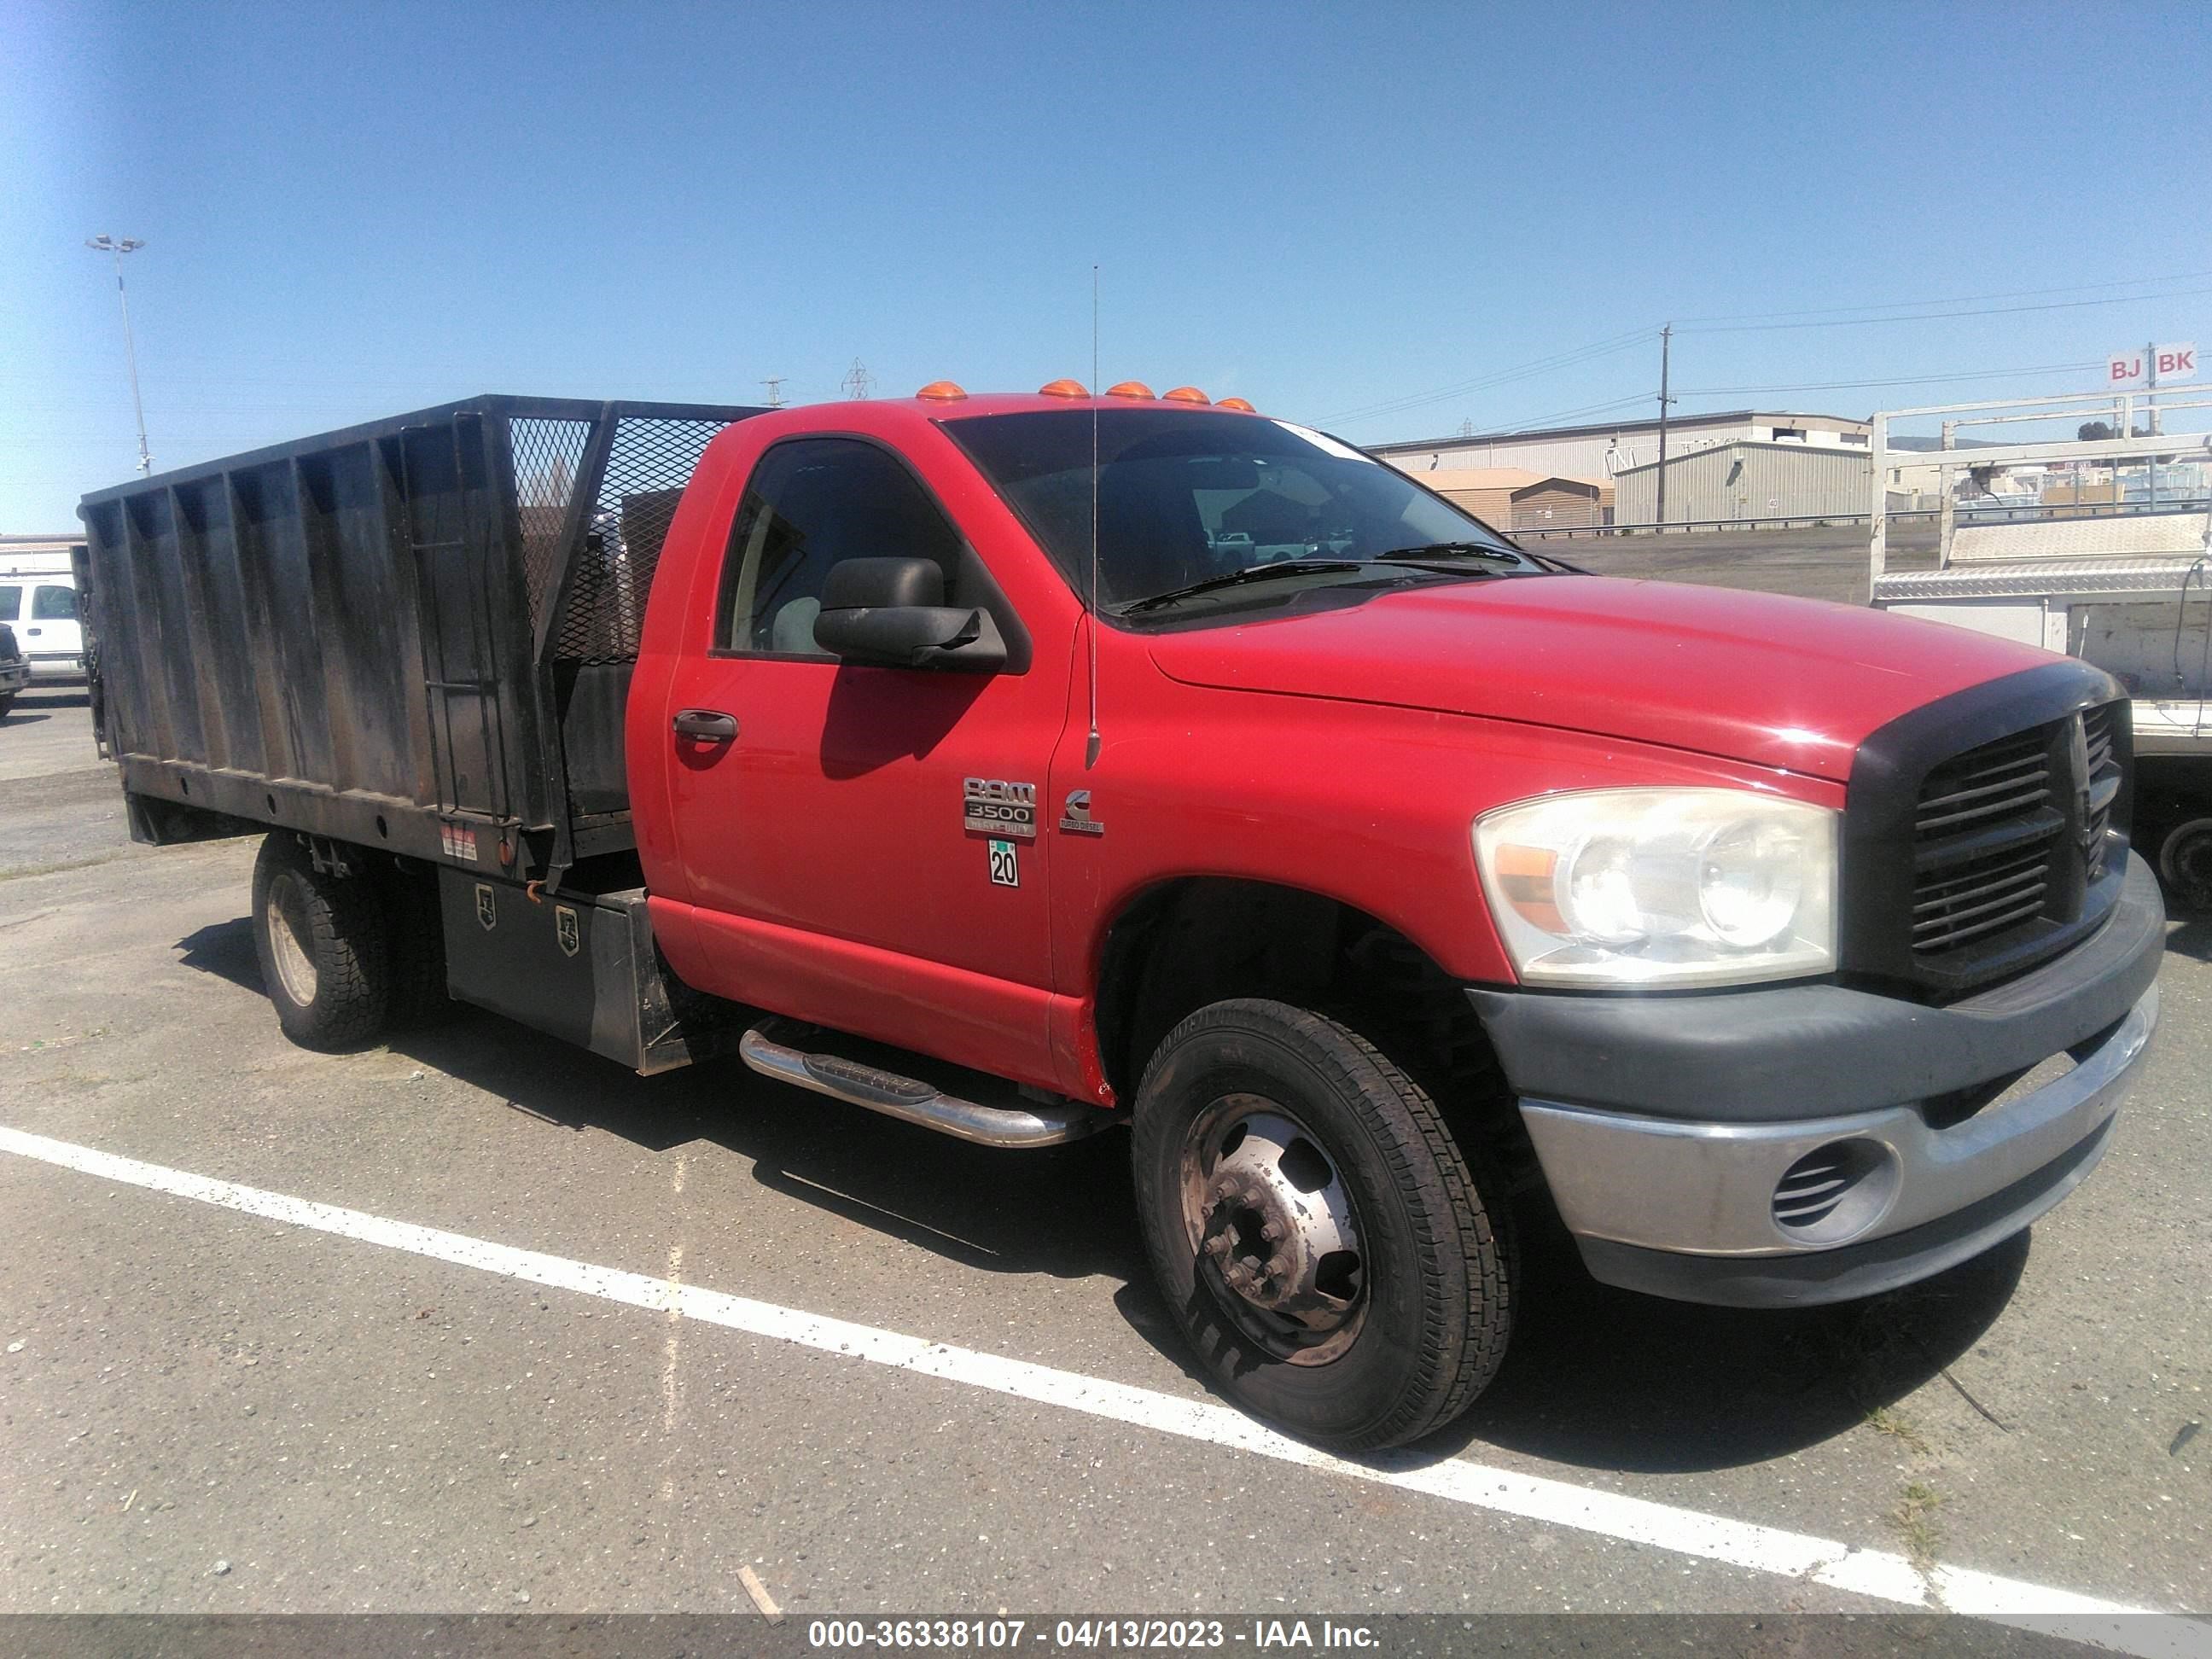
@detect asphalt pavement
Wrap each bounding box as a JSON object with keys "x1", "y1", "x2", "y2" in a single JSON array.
[
  {"x1": 1, "y1": 542, "x2": 2207, "y2": 1645},
  {"x1": 1525, "y1": 521, "x2": 1941, "y2": 606}
]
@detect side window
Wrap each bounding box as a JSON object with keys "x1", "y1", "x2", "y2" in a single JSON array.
[
  {"x1": 0, "y1": 585, "x2": 20, "y2": 623},
  {"x1": 718, "y1": 439, "x2": 965, "y2": 655},
  {"x1": 32, "y1": 585, "x2": 77, "y2": 621}
]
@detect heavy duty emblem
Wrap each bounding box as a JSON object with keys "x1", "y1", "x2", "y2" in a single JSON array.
[
  {"x1": 963, "y1": 777, "x2": 1038, "y2": 838},
  {"x1": 1058, "y1": 789, "x2": 1104, "y2": 835},
  {"x1": 556, "y1": 904, "x2": 580, "y2": 958},
  {"x1": 474, "y1": 882, "x2": 497, "y2": 932}
]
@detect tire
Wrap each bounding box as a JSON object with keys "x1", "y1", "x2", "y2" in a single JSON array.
[
  {"x1": 0, "y1": 694, "x2": 15, "y2": 718},
  {"x1": 376, "y1": 859, "x2": 449, "y2": 1029},
  {"x1": 1131, "y1": 998, "x2": 1515, "y2": 1452},
  {"x1": 2160, "y1": 818, "x2": 2212, "y2": 914},
  {"x1": 250, "y1": 834, "x2": 392, "y2": 1051}
]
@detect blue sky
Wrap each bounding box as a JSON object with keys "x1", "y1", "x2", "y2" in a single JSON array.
[{"x1": 4, "y1": 1, "x2": 2207, "y2": 528}]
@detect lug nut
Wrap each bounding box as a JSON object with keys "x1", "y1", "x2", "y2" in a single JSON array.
[
  {"x1": 1266, "y1": 1254, "x2": 1291, "y2": 1278},
  {"x1": 1259, "y1": 1220, "x2": 1282, "y2": 1243},
  {"x1": 1203, "y1": 1233, "x2": 1231, "y2": 1259}
]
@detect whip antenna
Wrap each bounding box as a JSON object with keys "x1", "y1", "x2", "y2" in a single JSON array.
[{"x1": 1086, "y1": 265, "x2": 1102, "y2": 768}]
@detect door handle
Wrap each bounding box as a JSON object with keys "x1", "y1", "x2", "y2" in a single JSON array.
[
  {"x1": 24, "y1": 628, "x2": 39, "y2": 637},
  {"x1": 672, "y1": 708, "x2": 738, "y2": 742}
]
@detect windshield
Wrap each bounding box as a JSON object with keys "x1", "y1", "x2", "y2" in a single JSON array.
[{"x1": 944, "y1": 409, "x2": 1545, "y2": 614}]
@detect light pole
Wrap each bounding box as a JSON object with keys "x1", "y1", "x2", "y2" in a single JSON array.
[{"x1": 85, "y1": 235, "x2": 152, "y2": 474}]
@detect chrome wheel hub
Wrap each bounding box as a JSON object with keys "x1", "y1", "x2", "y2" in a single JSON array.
[{"x1": 1185, "y1": 1098, "x2": 1365, "y2": 1363}]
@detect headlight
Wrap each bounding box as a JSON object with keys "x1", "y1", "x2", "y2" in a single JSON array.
[{"x1": 1474, "y1": 789, "x2": 1837, "y2": 988}]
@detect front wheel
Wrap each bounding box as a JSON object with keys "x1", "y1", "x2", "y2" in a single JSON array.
[
  {"x1": 2160, "y1": 818, "x2": 2212, "y2": 913},
  {"x1": 1132, "y1": 998, "x2": 1515, "y2": 1452}
]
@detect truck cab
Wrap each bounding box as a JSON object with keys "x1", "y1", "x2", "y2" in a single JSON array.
[{"x1": 0, "y1": 569, "x2": 84, "y2": 680}]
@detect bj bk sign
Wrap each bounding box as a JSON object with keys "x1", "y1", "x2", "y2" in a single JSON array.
[{"x1": 2107, "y1": 344, "x2": 2197, "y2": 387}]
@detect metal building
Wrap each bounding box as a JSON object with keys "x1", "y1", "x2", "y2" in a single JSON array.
[
  {"x1": 1610, "y1": 440, "x2": 1871, "y2": 526},
  {"x1": 0, "y1": 532, "x2": 84, "y2": 578},
  {"x1": 1371, "y1": 410, "x2": 1871, "y2": 483}
]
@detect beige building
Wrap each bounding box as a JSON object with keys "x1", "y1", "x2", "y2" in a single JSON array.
[{"x1": 1416, "y1": 468, "x2": 1614, "y2": 531}]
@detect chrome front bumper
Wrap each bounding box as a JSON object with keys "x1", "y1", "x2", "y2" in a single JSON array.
[
  {"x1": 1470, "y1": 853, "x2": 2166, "y2": 1307},
  {"x1": 1525, "y1": 982, "x2": 2153, "y2": 1254}
]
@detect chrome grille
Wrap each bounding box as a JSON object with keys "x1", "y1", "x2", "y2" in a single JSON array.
[
  {"x1": 1916, "y1": 729, "x2": 2052, "y2": 835},
  {"x1": 1912, "y1": 726, "x2": 2061, "y2": 956},
  {"x1": 1912, "y1": 846, "x2": 2053, "y2": 949},
  {"x1": 2083, "y1": 704, "x2": 2117, "y2": 864},
  {"x1": 2083, "y1": 704, "x2": 2115, "y2": 776}
]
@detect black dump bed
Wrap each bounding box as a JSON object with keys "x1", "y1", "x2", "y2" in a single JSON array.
[{"x1": 77, "y1": 395, "x2": 760, "y2": 882}]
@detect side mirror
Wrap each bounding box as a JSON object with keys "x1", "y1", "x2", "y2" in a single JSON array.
[{"x1": 812, "y1": 556, "x2": 1006, "y2": 672}]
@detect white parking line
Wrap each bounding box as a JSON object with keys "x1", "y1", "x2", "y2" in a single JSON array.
[{"x1": 1, "y1": 1123, "x2": 2200, "y2": 1656}]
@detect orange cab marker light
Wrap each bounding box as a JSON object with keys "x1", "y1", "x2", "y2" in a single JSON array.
[
  {"x1": 1215, "y1": 396, "x2": 1256, "y2": 413},
  {"x1": 917, "y1": 381, "x2": 968, "y2": 402},
  {"x1": 1162, "y1": 386, "x2": 1210, "y2": 405},
  {"x1": 1104, "y1": 381, "x2": 1155, "y2": 400},
  {"x1": 1039, "y1": 378, "x2": 1089, "y2": 399}
]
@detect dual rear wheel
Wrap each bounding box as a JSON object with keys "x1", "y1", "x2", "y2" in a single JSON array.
[{"x1": 250, "y1": 834, "x2": 443, "y2": 1051}]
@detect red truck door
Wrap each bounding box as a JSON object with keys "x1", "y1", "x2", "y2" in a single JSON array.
[{"x1": 656, "y1": 435, "x2": 1071, "y2": 1086}]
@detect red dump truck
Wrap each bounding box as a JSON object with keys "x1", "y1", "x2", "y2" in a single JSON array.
[{"x1": 78, "y1": 387, "x2": 2162, "y2": 1450}]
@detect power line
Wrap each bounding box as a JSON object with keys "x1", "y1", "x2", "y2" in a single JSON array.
[
  {"x1": 1318, "y1": 328, "x2": 1655, "y2": 425},
  {"x1": 1327, "y1": 268, "x2": 2209, "y2": 433},
  {"x1": 1417, "y1": 359, "x2": 2111, "y2": 440},
  {"x1": 1324, "y1": 329, "x2": 1652, "y2": 422},
  {"x1": 1670, "y1": 361, "x2": 2104, "y2": 398},
  {"x1": 1674, "y1": 269, "x2": 2212, "y2": 327},
  {"x1": 1679, "y1": 284, "x2": 2212, "y2": 335},
  {"x1": 1395, "y1": 393, "x2": 1649, "y2": 440}
]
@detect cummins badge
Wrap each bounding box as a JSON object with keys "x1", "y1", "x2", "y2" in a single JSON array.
[{"x1": 1059, "y1": 789, "x2": 1104, "y2": 835}]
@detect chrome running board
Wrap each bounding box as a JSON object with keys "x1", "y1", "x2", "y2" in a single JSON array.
[{"x1": 737, "y1": 1022, "x2": 1120, "y2": 1149}]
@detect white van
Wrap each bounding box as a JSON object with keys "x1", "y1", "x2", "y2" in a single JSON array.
[{"x1": 0, "y1": 571, "x2": 84, "y2": 680}]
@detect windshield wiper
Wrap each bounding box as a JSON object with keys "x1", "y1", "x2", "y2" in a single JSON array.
[
  {"x1": 1373, "y1": 540, "x2": 1528, "y2": 565},
  {"x1": 1374, "y1": 540, "x2": 1589, "y2": 575},
  {"x1": 1120, "y1": 558, "x2": 1371, "y2": 614}
]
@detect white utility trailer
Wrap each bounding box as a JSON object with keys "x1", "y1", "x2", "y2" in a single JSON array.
[{"x1": 1867, "y1": 387, "x2": 2212, "y2": 902}]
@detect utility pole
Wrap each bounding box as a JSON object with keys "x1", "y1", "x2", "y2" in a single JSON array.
[
  {"x1": 2146, "y1": 337, "x2": 2160, "y2": 510},
  {"x1": 1654, "y1": 323, "x2": 1674, "y2": 530},
  {"x1": 85, "y1": 235, "x2": 152, "y2": 474},
  {"x1": 840, "y1": 358, "x2": 876, "y2": 399},
  {"x1": 760, "y1": 376, "x2": 787, "y2": 408}
]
